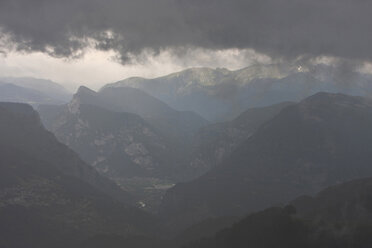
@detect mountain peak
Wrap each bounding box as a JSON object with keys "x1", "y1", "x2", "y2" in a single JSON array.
[
  {"x1": 76, "y1": 85, "x2": 97, "y2": 95},
  {"x1": 69, "y1": 86, "x2": 98, "y2": 114}
]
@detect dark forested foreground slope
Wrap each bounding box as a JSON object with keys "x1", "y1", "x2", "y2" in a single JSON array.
[
  {"x1": 186, "y1": 177, "x2": 372, "y2": 248},
  {"x1": 77, "y1": 175, "x2": 372, "y2": 248},
  {"x1": 161, "y1": 93, "x2": 372, "y2": 228},
  {"x1": 0, "y1": 103, "x2": 158, "y2": 247},
  {"x1": 78, "y1": 175, "x2": 372, "y2": 248}
]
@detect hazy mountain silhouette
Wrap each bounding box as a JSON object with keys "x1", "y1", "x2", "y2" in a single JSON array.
[
  {"x1": 0, "y1": 83, "x2": 66, "y2": 106},
  {"x1": 72, "y1": 86, "x2": 207, "y2": 143},
  {"x1": 0, "y1": 77, "x2": 71, "y2": 105},
  {"x1": 104, "y1": 65, "x2": 372, "y2": 121}
]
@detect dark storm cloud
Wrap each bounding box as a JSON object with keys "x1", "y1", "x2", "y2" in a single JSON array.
[{"x1": 0, "y1": 0, "x2": 372, "y2": 62}]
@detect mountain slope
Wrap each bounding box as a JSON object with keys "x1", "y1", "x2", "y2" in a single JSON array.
[
  {"x1": 161, "y1": 93, "x2": 372, "y2": 228},
  {"x1": 37, "y1": 87, "x2": 207, "y2": 211},
  {"x1": 39, "y1": 87, "x2": 206, "y2": 175},
  {"x1": 292, "y1": 177, "x2": 372, "y2": 223},
  {"x1": 39, "y1": 104, "x2": 172, "y2": 179},
  {"x1": 188, "y1": 177, "x2": 372, "y2": 248},
  {"x1": 184, "y1": 207, "x2": 309, "y2": 248},
  {"x1": 73, "y1": 86, "x2": 208, "y2": 143},
  {"x1": 189, "y1": 101, "x2": 294, "y2": 176},
  {"x1": 0, "y1": 102, "x2": 130, "y2": 203},
  {"x1": 0, "y1": 102, "x2": 155, "y2": 247}
]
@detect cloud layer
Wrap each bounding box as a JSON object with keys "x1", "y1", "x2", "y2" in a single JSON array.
[{"x1": 0, "y1": 0, "x2": 372, "y2": 62}]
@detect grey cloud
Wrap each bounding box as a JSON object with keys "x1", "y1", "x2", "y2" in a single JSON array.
[{"x1": 0, "y1": 0, "x2": 372, "y2": 63}]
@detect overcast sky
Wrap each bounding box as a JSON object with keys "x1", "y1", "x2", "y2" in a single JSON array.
[{"x1": 0, "y1": 0, "x2": 371, "y2": 89}]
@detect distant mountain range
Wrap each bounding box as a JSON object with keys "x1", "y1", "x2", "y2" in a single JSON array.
[
  {"x1": 0, "y1": 77, "x2": 71, "y2": 105},
  {"x1": 104, "y1": 64, "x2": 372, "y2": 121},
  {"x1": 161, "y1": 93, "x2": 372, "y2": 228}
]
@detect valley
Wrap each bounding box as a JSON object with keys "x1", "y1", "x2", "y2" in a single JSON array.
[
  {"x1": 2, "y1": 66, "x2": 372, "y2": 247},
  {"x1": 1, "y1": 1, "x2": 371, "y2": 247}
]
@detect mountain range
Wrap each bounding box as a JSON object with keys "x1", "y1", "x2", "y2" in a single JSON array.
[
  {"x1": 4, "y1": 66, "x2": 372, "y2": 247},
  {"x1": 104, "y1": 64, "x2": 372, "y2": 121},
  {"x1": 189, "y1": 101, "x2": 294, "y2": 176},
  {"x1": 4, "y1": 98, "x2": 372, "y2": 248},
  {"x1": 38, "y1": 85, "x2": 208, "y2": 211},
  {"x1": 161, "y1": 92, "x2": 372, "y2": 228},
  {"x1": 71, "y1": 86, "x2": 207, "y2": 142}
]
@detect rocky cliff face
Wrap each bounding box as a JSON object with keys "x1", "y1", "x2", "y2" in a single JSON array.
[
  {"x1": 37, "y1": 86, "x2": 207, "y2": 211},
  {"x1": 40, "y1": 102, "x2": 172, "y2": 178}
]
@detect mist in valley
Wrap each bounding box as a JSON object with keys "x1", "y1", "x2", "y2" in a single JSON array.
[{"x1": 1, "y1": 1, "x2": 372, "y2": 248}]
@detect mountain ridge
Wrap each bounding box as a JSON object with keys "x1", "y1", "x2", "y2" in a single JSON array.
[
  {"x1": 103, "y1": 64, "x2": 372, "y2": 121},
  {"x1": 160, "y1": 92, "x2": 372, "y2": 229}
]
